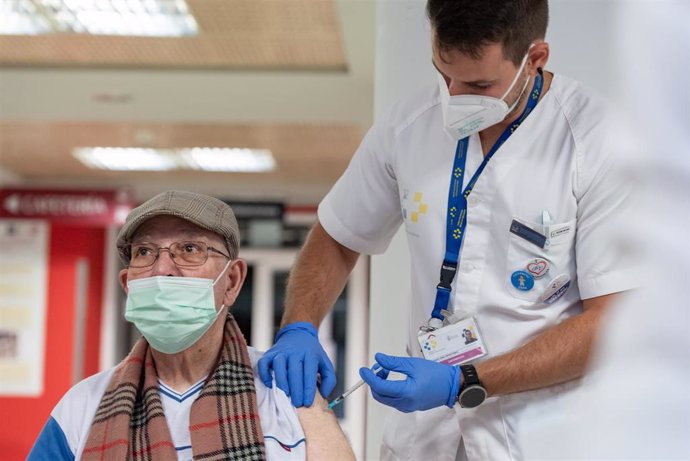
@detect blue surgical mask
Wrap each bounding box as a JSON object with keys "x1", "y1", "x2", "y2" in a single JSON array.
[{"x1": 124, "y1": 260, "x2": 231, "y2": 354}]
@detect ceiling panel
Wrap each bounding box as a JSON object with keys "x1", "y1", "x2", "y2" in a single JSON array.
[
  {"x1": 0, "y1": 121, "x2": 362, "y2": 202},
  {"x1": 0, "y1": 0, "x2": 347, "y2": 70},
  {"x1": 0, "y1": 0, "x2": 375, "y2": 205}
]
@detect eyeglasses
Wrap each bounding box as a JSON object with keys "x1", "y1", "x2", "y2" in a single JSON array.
[{"x1": 123, "y1": 241, "x2": 230, "y2": 268}]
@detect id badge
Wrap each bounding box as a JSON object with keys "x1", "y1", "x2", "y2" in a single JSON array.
[{"x1": 417, "y1": 316, "x2": 488, "y2": 365}]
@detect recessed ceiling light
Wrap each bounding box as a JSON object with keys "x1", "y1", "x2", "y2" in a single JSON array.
[
  {"x1": 72, "y1": 147, "x2": 277, "y2": 173},
  {"x1": 181, "y1": 148, "x2": 276, "y2": 173},
  {"x1": 0, "y1": 0, "x2": 198, "y2": 37},
  {"x1": 73, "y1": 147, "x2": 179, "y2": 170}
]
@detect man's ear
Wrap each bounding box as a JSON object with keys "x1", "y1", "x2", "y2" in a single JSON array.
[
  {"x1": 222, "y1": 259, "x2": 248, "y2": 307},
  {"x1": 119, "y1": 268, "x2": 129, "y2": 294},
  {"x1": 528, "y1": 41, "x2": 549, "y2": 76}
]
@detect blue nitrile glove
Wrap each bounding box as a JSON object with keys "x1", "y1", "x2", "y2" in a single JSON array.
[
  {"x1": 257, "y1": 322, "x2": 336, "y2": 407},
  {"x1": 359, "y1": 352, "x2": 461, "y2": 413}
]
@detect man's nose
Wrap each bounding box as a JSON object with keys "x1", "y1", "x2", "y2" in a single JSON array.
[
  {"x1": 447, "y1": 80, "x2": 462, "y2": 96},
  {"x1": 150, "y1": 249, "x2": 179, "y2": 276}
]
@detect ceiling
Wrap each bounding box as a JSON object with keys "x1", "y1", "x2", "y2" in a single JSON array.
[{"x1": 0, "y1": 0, "x2": 376, "y2": 205}]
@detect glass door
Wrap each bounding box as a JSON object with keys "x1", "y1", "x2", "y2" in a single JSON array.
[{"x1": 238, "y1": 248, "x2": 368, "y2": 461}]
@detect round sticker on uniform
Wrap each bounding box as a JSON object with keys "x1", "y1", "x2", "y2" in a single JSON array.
[
  {"x1": 540, "y1": 274, "x2": 571, "y2": 304},
  {"x1": 526, "y1": 258, "x2": 549, "y2": 278},
  {"x1": 511, "y1": 270, "x2": 535, "y2": 291}
]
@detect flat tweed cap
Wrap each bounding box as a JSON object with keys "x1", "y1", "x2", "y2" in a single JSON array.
[{"x1": 116, "y1": 191, "x2": 240, "y2": 265}]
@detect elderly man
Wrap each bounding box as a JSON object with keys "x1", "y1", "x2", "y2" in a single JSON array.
[{"x1": 28, "y1": 191, "x2": 354, "y2": 461}]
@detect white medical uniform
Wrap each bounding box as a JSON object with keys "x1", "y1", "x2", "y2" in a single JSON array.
[
  {"x1": 318, "y1": 74, "x2": 638, "y2": 460},
  {"x1": 31, "y1": 347, "x2": 306, "y2": 461}
]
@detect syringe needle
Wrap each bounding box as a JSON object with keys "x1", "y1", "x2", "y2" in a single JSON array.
[
  {"x1": 327, "y1": 364, "x2": 381, "y2": 410},
  {"x1": 326, "y1": 397, "x2": 342, "y2": 410}
]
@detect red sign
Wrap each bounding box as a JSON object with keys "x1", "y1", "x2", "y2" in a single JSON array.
[{"x1": 0, "y1": 189, "x2": 133, "y2": 226}]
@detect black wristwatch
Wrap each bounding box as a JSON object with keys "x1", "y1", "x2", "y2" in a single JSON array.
[{"x1": 457, "y1": 364, "x2": 487, "y2": 408}]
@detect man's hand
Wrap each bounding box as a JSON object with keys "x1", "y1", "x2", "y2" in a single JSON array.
[
  {"x1": 257, "y1": 322, "x2": 336, "y2": 407},
  {"x1": 359, "y1": 353, "x2": 461, "y2": 413}
]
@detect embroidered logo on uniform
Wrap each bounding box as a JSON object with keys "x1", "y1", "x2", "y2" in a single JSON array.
[
  {"x1": 550, "y1": 226, "x2": 572, "y2": 238},
  {"x1": 402, "y1": 189, "x2": 428, "y2": 224},
  {"x1": 410, "y1": 192, "x2": 427, "y2": 223}
]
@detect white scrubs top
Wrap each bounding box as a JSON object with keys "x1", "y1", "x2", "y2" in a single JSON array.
[
  {"x1": 319, "y1": 74, "x2": 638, "y2": 461},
  {"x1": 30, "y1": 347, "x2": 306, "y2": 461}
]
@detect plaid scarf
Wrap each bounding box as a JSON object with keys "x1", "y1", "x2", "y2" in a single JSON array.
[{"x1": 81, "y1": 313, "x2": 266, "y2": 460}]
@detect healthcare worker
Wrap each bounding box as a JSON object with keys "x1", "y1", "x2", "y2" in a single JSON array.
[{"x1": 258, "y1": 1, "x2": 639, "y2": 459}]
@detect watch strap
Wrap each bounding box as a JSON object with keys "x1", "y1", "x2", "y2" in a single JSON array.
[
  {"x1": 459, "y1": 364, "x2": 481, "y2": 389},
  {"x1": 457, "y1": 364, "x2": 487, "y2": 408}
]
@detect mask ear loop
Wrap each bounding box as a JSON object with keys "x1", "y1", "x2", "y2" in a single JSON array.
[
  {"x1": 505, "y1": 69, "x2": 533, "y2": 113},
  {"x1": 500, "y1": 44, "x2": 535, "y2": 100},
  {"x1": 213, "y1": 260, "x2": 236, "y2": 313},
  {"x1": 212, "y1": 259, "x2": 233, "y2": 286}
]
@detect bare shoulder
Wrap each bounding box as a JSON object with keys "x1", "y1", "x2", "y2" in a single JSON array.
[{"x1": 296, "y1": 393, "x2": 355, "y2": 461}]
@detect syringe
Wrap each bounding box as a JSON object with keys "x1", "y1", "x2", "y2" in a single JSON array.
[{"x1": 327, "y1": 364, "x2": 382, "y2": 410}]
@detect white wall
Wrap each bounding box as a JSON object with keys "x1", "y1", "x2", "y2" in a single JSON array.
[
  {"x1": 368, "y1": 1, "x2": 632, "y2": 459},
  {"x1": 367, "y1": 2, "x2": 428, "y2": 459}
]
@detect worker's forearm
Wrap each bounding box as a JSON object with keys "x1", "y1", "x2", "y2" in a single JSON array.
[
  {"x1": 281, "y1": 222, "x2": 360, "y2": 328},
  {"x1": 476, "y1": 293, "x2": 615, "y2": 396}
]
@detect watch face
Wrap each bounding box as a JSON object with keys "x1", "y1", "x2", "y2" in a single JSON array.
[{"x1": 460, "y1": 386, "x2": 487, "y2": 408}]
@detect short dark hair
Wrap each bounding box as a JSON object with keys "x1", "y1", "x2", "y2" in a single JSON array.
[{"x1": 427, "y1": 0, "x2": 549, "y2": 64}]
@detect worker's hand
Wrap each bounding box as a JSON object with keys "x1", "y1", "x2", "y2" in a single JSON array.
[
  {"x1": 257, "y1": 322, "x2": 336, "y2": 408},
  {"x1": 359, "y1": 353, "x2": 461, "y2": 413}
]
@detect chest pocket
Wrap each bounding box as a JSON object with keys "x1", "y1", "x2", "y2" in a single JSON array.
[{"x1": 504, "y1": 216, "x2": 577, "y2": 303}]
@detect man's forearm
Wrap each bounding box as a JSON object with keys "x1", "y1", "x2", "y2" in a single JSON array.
[
  {"x1": 476, "y1": 293, "x2": 616, "y2": 396},
  {"x1": 281, "y1": 222, "x2": 360, "y2": 328}
]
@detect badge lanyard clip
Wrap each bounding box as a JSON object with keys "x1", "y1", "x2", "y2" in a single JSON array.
[{"x1": 437, "y1": 261, "x2": 458, "y2": 291}]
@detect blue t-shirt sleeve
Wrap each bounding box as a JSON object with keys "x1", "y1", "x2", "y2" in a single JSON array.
[{"x1": 27, "y1": 416, "x2": 75, "y2": 461}]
